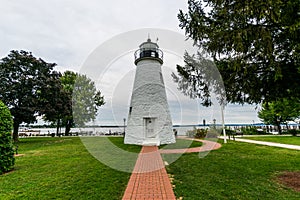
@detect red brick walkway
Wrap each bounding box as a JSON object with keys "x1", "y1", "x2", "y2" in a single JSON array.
[
  {"x1": 122, "y1": 146, "x2": 176, "y2": 200},
  {"x1": 122, "y1": 139, "x2": 222, "y2": 200},
  {"x1": 159, "y1": 138, "x2": 222, "y2": 154}
]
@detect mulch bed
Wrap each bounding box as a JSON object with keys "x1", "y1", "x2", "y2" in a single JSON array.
[{"x1": 277, "y1": 171, "x2": 300, "y2": 192}]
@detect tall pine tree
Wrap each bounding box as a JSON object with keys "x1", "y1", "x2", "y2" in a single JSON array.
[{"x1": 176, "y1": 0, "x2": 300, "y2": 104}]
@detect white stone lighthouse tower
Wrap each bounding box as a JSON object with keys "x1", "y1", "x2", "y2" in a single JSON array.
[{"x1": 124, "y1": 38, "x2": 176, "y2": 146}]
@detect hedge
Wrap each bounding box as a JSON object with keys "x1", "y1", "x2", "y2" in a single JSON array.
[{"x1": 0, "y1": 100, "x2": 15, "y2": 174}]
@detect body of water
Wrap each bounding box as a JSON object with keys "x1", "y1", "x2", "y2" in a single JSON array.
[
  {"x1": 20, "y1": 126, "x2": 207, "y2": 136},
  {"x1": 19, "y1": 123, "x2": 299, "y2": 137}
]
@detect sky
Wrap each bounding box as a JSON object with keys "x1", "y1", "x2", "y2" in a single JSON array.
[{"x1": 0, "y1": 0, "x2": 261, "y2": 126}]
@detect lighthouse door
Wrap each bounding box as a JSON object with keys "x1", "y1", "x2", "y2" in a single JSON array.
[{"x1": 145, "y1": 118, "x2": 156, "y2": 138}]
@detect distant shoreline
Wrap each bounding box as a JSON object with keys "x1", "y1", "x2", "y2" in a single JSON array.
[{"x1": 21, "y1": 123, "x2": 299, "y2": 129}]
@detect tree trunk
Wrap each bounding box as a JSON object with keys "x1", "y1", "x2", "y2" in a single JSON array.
[
  {"x1": 285, "y1": 122, "x2": 289, "y2": 130},
  {"x1": 56, "y1": 118, "x2": 60, "y2": 137},
  {"x1": 13, "y1": 122, "x2": 20, "y2": 142},
  {"x1": 277, "y1": 123, "x2": 282, "y2": 135},
  {"x1": 65, "y1": 119, "x2": 72, "y2": 136}
]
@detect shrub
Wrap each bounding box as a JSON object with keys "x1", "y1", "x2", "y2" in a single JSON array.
[
  {"x1": 0, "y1": 100, "x2": 15, "y2": 174},
  {"x1": 286, "y1": 129, "x2": 299, "y2": 136},
  {"x1": 207, "y1": 128, "x2": 221, "y2": 138},
  {"x1": 241, "y1": 126, "x2": 268, "y2": 135},
  {"x1": 224, "y1": 129, "x2": 235, "y2": 135},
  {"x1": 186, "y1": 128, "x2": 208, "y2": 138}
]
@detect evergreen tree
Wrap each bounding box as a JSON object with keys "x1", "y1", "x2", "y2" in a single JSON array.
[
  {"x1": 172, "y1": 52, "x2": 226, "y2": 106},
  {"x1": 177, "y1": 0, "x2": 300, "y2": 104}
]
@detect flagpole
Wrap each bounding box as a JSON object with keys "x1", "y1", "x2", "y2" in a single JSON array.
[{"x1": 221, "y1": 104, "x2": 227, "y2": 143}]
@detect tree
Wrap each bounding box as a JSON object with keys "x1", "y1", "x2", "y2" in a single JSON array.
[
  {"x1": 172, "y1": 52, "x2": 225, "y2": 106},
  {"x1": 42, "y1": 71, "x2": 105, "y2": 135},
  {"x1": 60, "y1": 71, "x2": 77, "y2": 135},
  {"x1": 0, "y1": 50, "x2": 56, "y2": 141},
  {"x1": 72, "y1": 73, "x2": 105, "y2": 128},
  {"x1": 39, "y1": 71, "x2": 72, "y2": 136},
  {"x1": 0, "y1": 100, "x2": 15, "y2": 174},
  {"x1": 177, "y1": 0, "x2": 300, "y2": 104},
  {"x1": 258, "y1": 98, "x2": 300, "y2": 134}
]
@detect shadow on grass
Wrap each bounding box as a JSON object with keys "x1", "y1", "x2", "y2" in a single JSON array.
[{"x1": 80, "y1": 136, "x2": 141, "y2": 173}]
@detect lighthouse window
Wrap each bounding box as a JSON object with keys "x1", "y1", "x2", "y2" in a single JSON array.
[
  {"x1": 160, "y1": 72, "x2": 163, "y2": 83},
  {"x1": 129, "y1": 107, "x2": 132, "y2": 114}
]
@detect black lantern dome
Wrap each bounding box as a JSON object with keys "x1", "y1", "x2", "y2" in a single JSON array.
[{"x1": 134, "y1": 38, "x2": 163, "y2": 65}]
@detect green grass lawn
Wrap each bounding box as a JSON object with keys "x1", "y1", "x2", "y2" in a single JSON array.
[
  {"x1": 243, "y1": 136, "x2": 300, "y2": 146},
  {"x1": 2, "y1": 137, "x2": 300, "y2": 199},
  {"x1": 0, "y1": 137, "x2": 141, "y2": 200},
  {"x1": 166, "y1": 140, "x2": 300, "y2": 200}
]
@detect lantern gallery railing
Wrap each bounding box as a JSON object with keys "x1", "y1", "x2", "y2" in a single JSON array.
[{"x1": 134, "y1": 48, "x2": 163, "y2": 64}]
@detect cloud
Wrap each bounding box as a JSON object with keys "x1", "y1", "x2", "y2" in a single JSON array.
[
  {"x1": 0, "y1": 0, "x2": 187, "y2": 67},
  {"x1": 1, "y1": 0, "x2": 261, "y2": 125}
]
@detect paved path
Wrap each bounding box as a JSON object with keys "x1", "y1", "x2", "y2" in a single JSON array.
[
  {"x1": 233, "y1": 138, "x2": 300, "y2": 150},
  {"x1": 123, "y1": 136, "x2": 299, "y2": 199},
  {"x1": 122, "y1": 139, "x2": 222, "y2": 199},
  {"x1": 122, "y1": 146, "x2": 176, "y2": 200},
  {"x1": 159, "y1": 138, "x2": 222, "y2": 154}
]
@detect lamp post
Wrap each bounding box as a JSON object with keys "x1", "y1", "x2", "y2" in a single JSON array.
[
  {"x1": 221, "y1": 104, "x2": 227, "y2": 143},
  {"x1": 123, "y1": 118, "x2": 126, "y2": 135},
  {"x1": 213, "y1": 119, "x2": 216, "y2": 129}
]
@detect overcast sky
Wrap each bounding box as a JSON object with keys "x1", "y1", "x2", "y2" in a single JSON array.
[{"x1": 0, "y1": 0, "x2": 261, "y2": 125}]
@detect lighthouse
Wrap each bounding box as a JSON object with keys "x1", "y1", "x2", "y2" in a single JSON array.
[{"x1": 124, "y1": 38, "x2": 176, "y2": 146}]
